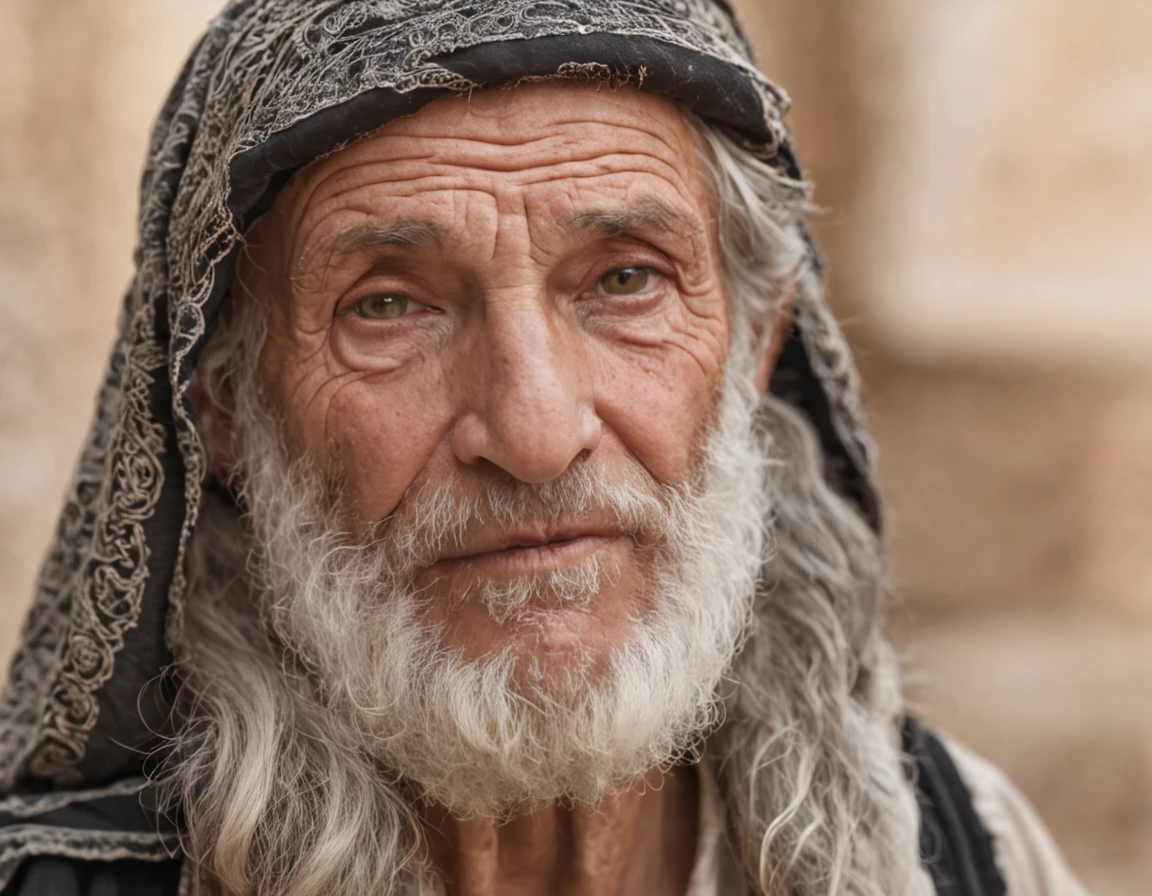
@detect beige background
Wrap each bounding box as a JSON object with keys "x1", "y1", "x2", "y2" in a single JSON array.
[{"x1": 1, "y1": 1, "x2": 1149, "y2": 892}]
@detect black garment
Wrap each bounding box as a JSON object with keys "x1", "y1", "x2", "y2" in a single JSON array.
[
  {"x1": 2, "y1": 859, "x2": 182, "y2": 896},
  {"x1": 0, "y1": 720, "x2": 1006, "y2": 896},
  {"x1": 907, "y1": 719, "x2": 1008, "y2": 896}
]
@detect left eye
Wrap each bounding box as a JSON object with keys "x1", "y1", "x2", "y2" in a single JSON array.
[
  {"x1": 598, "y1": 267, "x2": 653, "y2": 296},
  {"x1": 348, "y1": 294, "x2": 427, "y2": 320}
]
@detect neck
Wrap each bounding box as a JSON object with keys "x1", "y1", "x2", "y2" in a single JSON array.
[{"x1": 418, "y1": 765, "x2": 700, "y2": 896}]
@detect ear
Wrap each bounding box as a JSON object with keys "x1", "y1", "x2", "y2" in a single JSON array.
[
  {"x1": 753, "y1": 282, "x2": 798, "y2": 394},
  {"x1": 189, "y1": 375, "x2": 240, "y2": 485}
]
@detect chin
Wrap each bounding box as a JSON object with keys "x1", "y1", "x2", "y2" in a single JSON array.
[
  {"x1": 426, "y1": 550, "x2": 651, "y2": 673},
  {"x1": 511, "y1": 611, "x2": 627, "y2": 695},
  {"x1": 438, "y1": 594, "x2": 636, "y2": 696}
]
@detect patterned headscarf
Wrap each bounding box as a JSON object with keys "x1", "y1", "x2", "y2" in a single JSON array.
[{"x1": 0, "y1": 0, "x2": 877, "y2": 878}]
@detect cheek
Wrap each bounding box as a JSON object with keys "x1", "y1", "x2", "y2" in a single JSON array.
[
  {"x1": 594, "y1": 297, "x2": 729, "y2": 483},
  {"x1": 347, "y1": 399, "x2": 453, "y2": 524},
  {"x1": 258, "y1": 289, "x2": 456, "y2": 524},
  {"x1": 336, "y1": 372, "x2": 458, "y2": 523},
  {"x1": 278, "y1": 361, "x2": 455, "y2": 526}
]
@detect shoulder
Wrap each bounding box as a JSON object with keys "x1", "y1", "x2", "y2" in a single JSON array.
[{"x1": 943, "y1": 739, "x2": 1092, "y2": 896}]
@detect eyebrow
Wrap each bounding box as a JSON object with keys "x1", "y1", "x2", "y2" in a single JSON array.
[
  {"x1": 323, "y1": 219, "x2": 446, "y2": 259},
  {"x1": 562, "y1": 197, "x2": 698, "y2": 238}
]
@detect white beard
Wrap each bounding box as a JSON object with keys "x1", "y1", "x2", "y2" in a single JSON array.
[{"x1": 235, "y1": 366, "x2": 771, "y2": 818}]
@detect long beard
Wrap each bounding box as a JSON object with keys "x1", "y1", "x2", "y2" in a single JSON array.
[
  {"x1": 232, "y1": 366, "x2": 771, "y2": 818},
  {"x1": 171, "y1": 385, "x2": 930, "y2": 896}
]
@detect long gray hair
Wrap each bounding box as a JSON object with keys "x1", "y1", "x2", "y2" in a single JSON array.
[{"x1": 163, "y1": 115, "x2": 930, "y2": 896}]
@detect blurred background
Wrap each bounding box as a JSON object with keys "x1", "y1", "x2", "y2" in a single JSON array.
[{"x1": 1, "y1": 0, "x2": 1148, "y2": 891}]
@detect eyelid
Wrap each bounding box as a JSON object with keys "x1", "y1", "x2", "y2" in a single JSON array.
[{"x1": 602, "y1": 238, "x2": 678, "y2": 273}]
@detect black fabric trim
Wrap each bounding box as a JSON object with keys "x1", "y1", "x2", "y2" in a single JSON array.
[
  {"x1": 0, "y1": 788, "x2": 181, "y2": 895},
  {"x1": 904, "y1": 717, "x2": 1008, "y2": 896},
  {"x1": 0, "y1": 790, "x2": 172, "y2": 837},
  {"x1": 1, "y1": 857, "x2": 182, "y2": 896},
  {"x1": 438, "y1": 35, "x2": 773, "y2": 141}
]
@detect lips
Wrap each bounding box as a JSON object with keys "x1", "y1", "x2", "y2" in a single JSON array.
[
  {"x1": 434, "y1": 530, "x2": 623, "y2": 579},
  {"x1": 442, "y1": 528, "x2": 613, "y2": 559}
]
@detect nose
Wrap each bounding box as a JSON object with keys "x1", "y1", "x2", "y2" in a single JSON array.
[{"x1": 451, "y1": 305, "x2": 601, "y2": 484}]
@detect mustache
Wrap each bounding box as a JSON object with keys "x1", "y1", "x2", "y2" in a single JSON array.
[{"x1": 365, "y1": 458, "x2": 690, "y2": 575}]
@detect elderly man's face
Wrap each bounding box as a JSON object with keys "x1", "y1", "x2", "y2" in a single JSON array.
[{"x1": 235, "y1": 83, "x2": 729, "y2": 681}]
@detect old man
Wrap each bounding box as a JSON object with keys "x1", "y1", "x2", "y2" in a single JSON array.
[{"x1": 0, "y1": 2, "x2": 1087, "y2": 895}]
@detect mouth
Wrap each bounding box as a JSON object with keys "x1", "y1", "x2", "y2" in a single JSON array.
[{"x1": 435, "y1": 532, "x2": 624, "y2": 579}]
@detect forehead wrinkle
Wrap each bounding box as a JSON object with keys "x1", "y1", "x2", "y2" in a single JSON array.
[
  {"x1": 288, "y1": 119, "x2": 699, "y2": 232},
  {"x1": 305, "y1": 150, "x2": 689, "y2": 203},
  {"x1": 297, "y1": 117, "x2": 695, "y2": 191},
  {"x1": 512, "y1": 148, "x2": 690, "y2": 185},
  {"x1": 277, "y1": 149, "x2": 445, "y2": 287},
  {"x1": 288, "y1": 140, "x2": 437, "y2": 213},
  {"x1": 288, "y1": 196, "x2": 464, "y2": 287}
]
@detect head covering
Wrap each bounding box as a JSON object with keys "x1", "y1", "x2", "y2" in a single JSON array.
[{"x1": 0, "y1": 0, "x2": 877, "y2": 878}]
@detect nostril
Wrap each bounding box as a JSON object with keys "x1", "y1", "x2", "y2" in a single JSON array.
[{"x1": 448, "y1": 364, "x2": 601, "y2": 483}]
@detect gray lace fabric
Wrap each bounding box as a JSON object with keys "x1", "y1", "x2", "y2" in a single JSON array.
[{"x1": 0, "y1": 0, "x2": 876, "y2": 877}]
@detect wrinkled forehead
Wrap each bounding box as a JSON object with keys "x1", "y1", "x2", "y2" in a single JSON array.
[{"x1": 260, "y1": 83, "x2": 717, "y2": 253}]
